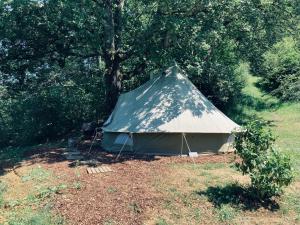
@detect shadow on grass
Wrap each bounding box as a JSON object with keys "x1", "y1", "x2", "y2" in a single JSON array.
[
  {"x1": 228, "y1": 75, "x2": 282, "y2": 125},
  {"x1": 228, "y1": 93, "x2": 281, "y2": 125},
  {"x1": 196, "y1": 183, "x2": 279, "y2": 211}
]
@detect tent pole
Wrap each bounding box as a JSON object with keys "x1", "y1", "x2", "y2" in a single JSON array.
[
  {"x1": 181, "y1": 133, "x2": 183, "y2": 156},
  {"x1": 183, "y1": 133, "x2": 195, "y2": 165},
  {"x1": 130, "y1": 132, "x2": 133, "y2": 152},
  {"x1": 116, "y1": 134, "x2": 129, "y2": 160},
  {"x1": 88, "y1": 128, "x2": 101, "y2": 154}
]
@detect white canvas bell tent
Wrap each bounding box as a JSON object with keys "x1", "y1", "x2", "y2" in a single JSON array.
[{"x1": 102, "y1": 64, "x2": 240, "y2": 155}]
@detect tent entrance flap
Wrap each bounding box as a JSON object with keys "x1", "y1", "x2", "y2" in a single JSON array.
[
  {"x1": 114, "y1": 133, "x2": 133, "y2": 146},
  {"x1": 116, "y1": 133, "x2": 133, "y2": 159},
  {"x1": 102, "y1": 132, "x2": 133, "y2": 152}
]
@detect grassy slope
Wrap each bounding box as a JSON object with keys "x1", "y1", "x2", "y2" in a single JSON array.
[
  {"x1": 149, "y1": 75, "x2": 300, "y2": 225},
  {"x1": 241, "y1": 75, "x2": 300, "y2": 176}
]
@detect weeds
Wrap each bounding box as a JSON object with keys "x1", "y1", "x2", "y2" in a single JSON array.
[
  {"x1": 7, "y1": 206, "x2": 64, "y2": 225},
  {"x1": 201, "y1": 163, "x2": 227, "y2": 170},
  {"x1": 73, "y1": 181, "x2": 81, "y2": 190},
  {"x1": 192, "y1": 208, "x2": 201, "y2": 222},
  {"x1": 103, "y1": 218, "x2": 117, "y2": 225},
  {"x1": 36, "y1": 184, "x2": 67, "y2": 201},
  {"x1": 6, "y1": 199, "x2": 22, "y2": 208},
  {"x1": 107, "y1": 186, "x2": 117, "y2": 193},
  {"x1": 73, "y1": 167, "x2": 82, "y2": 190},
  {"x1": 217, "y1": 204, "x2": 237, "y2": 222},
  {"x1": 2, "y1": 166, "x2": 67, "y2": 225},
  {"x1": 281, "y1": 193, "x2": 300, "y2": 221},
  {"x1": 21, "y1": 165, "x2": 51, "y2": 182}
]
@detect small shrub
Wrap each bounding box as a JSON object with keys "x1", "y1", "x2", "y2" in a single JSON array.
[{"x1": 233, "y1": 120, "x2": 294, "y2": 199}]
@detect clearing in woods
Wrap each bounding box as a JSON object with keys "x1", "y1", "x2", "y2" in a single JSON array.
[{"x1": 0, "y1": 75, "x2": 299, "y2": 225}]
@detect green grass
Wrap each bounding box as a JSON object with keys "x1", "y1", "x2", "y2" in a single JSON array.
[
  {"x1": 21, "y1": 165, "x2": 52, "y2": 182},
  {"x1": 170, "y1": 162, "x2": 229, "y2": 171},
  {"x1": 0, "y1": 165, "x2": 66, "y2": 225},
  {"x1": 107, "y1": 186, "x2": 118, "y2": 193},
  {"x1": 191, "y1": 208, "x2": 201, "y2": 222},
  {"x1": 232, "y1": 74, "x2": 300, "y2": 180},
  {"x1": 216, "y1": 204, "x2": 238, "y2": 223},
  {"x1": 103, "y1": 219, "x2": 117, "y2": 225},
  {"x1": 155, "y1": 218, "x2": 170, "y2": 225},
  {"x1": 281, "y1": 192, "x2": 300, "y2": 221},
  {"x1": 235, "y1": 74, "x2": 300, "y2": 218},
  {"x1": 0, "y1": 181, "x2": 7, "y2": 207},
  {"x1": 7, "y1": 206, "x2": 64, "y2": 225},
  {"x1": 153, "y1": 72, "x2": 300, "y2": 224},
  {"x1": 0, "y1": 141, "x2": 66, "y2": 165}
]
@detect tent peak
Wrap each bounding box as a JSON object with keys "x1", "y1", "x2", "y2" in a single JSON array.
[{"x1": 164, "y1": 63, "x2": 185, "y2": 78}]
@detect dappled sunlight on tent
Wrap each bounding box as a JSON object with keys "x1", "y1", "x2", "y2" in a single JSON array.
[
  {"x1": 102, "y1": 64, "x2": 240, "y2": 154},
  {"x1": 103, "y1": 65, "x2": 239, "y2": 133}
]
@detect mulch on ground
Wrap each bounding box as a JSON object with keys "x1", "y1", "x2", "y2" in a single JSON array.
[
  {"x1": 3, "y1": 144, "x2": 233, "y2": 225},
  {"x1": 51, "y1": 150, "x2": 232, "y2": 224}
]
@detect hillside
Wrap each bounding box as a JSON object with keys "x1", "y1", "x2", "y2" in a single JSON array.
[{"x1": 239, "y1": 75, "x2": 300, "y2": 175}]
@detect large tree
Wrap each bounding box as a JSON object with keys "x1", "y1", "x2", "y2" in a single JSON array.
[
  {"x1": 1, "y1": 0, "x2": 296, "y2": 109},
  {"x1": 0, "y1": 0, "x2": 297, "y2": 145}
]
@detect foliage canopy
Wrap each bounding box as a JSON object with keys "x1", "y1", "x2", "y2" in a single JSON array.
[
  {"x1": 261, "y1": 37, "x2": 300, "y2": 101},
  {"x1": 0, "y1": 0, "x2": 298, "y2": 146}
]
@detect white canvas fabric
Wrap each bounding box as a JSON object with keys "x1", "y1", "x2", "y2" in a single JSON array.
[
  {"x1": 114, "y1": 133, "x2": 133, "y2": 146},
  {"x1": 103, "y1": 65, "x2": 240, "y2": 134}
]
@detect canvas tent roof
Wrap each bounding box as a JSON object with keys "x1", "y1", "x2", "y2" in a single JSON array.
[{"x1": 103, "y1": 65, "x2": 240, "y2": 133}]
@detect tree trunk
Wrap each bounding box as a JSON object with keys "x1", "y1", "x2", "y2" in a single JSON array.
[
  {"x1": 103, "y1": 0, "x2": 125, "y2": 114},
  {"x1": 104, "y1": 57, "x2": 122, "y2": 113}
]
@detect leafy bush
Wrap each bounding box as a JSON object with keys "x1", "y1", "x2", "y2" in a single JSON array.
[
  {"x1": 233, "y1": 120, "x2": 294, "y2": 199},
  {"x1": 261, "y1": 37, "x2": 300, "y2": 101},
  {"x1": 0, "y1": 66, "x2": 106, "y2": 147}
]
